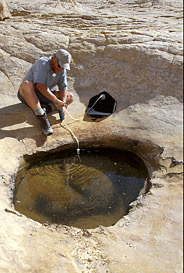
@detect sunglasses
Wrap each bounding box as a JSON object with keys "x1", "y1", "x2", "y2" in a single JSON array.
[{"x1": 56, "y1": 58, "x2": 63, "y2": 69}]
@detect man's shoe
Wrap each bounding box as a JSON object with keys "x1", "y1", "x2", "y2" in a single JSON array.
[{"x1": 37, "y1": 113, "x2": 53, "y2": 136}]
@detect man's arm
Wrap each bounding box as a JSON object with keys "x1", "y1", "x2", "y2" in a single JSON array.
[
  {"x1": 58, "y1": 89, "x2": 68, "y2": 104},
  {"x1": 36, "y1": 83, "x2": 65, "y2": 109}
]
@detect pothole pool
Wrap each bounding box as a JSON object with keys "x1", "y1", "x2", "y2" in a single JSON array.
[{"x1": 14, "y1": 148, "x2": 151, "y2": 229}]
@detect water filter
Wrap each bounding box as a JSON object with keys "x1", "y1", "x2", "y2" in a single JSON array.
[{"x1": 58, "y1": 108, "x2": 64, "y2": 121}]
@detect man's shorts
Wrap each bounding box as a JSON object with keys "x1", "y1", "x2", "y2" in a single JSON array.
[{"x1": 17, "y1": 84, "x2": 56, "y2": 107}]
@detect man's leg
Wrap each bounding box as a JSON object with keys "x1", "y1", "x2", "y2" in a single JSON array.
[
  {"x1": 19, "y1": 81, "x2": 41, "y2": 111},
  {"x1": 19, "y1": 81, "x2": 53, "y2": 136}
]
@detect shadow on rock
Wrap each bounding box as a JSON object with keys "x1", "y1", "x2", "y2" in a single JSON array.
[{"x1": 0, "y1": 103, "x2": 60, "y2": 147}]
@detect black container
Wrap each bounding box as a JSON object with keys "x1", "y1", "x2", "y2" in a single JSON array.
[{"x1": 85, "y1": 91, "x2": 117, "y2": 119}]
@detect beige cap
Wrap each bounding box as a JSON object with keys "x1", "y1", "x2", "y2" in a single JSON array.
[{"x1": 55, "y1": 49, "x2": 71, "y2": 70}]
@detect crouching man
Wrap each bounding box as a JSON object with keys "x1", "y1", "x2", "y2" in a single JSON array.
[{"x1": 17, "y1": 49, "x2": 73, "y2": 136}]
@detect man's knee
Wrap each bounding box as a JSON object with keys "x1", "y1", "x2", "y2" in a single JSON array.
[
  {"x1": 67, "y1": 92, "x2": 74, "y2": 105},
  {"x1": 19, "y1": 81, "x2": 34, "y2": 95}
]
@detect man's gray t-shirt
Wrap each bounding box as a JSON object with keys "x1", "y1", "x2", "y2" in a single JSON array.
[{"x1": 22, "y1": 56, "x2": 67, "y2": 91}]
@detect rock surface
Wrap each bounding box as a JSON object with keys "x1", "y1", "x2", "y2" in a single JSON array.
[
  {"x1": 0, "y1": 0, "x2": 11, "y2": 21},
  {"x1": 0, "y1": 0, "x2": 183, "y2": 272}
]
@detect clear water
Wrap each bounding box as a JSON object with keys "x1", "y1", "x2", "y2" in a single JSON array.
[{"x1": 14, "y1": 149, "x2": 150, "y2": 229}]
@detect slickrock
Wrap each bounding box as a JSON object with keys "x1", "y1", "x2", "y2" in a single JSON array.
[{"x1": 0, "y1": 1, "x2": 183, "y2": 272}]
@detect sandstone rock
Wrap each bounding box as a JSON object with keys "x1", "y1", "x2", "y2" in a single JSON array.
[
  {"x1": 0, "y1": 0, "x2": 183, "y2": 272},
  {"x1": 0, "y1": 0, "x2": 11, "y2": 21}
]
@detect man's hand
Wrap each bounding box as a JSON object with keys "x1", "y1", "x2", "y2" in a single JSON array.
[
  {"x1": 62, "y1": 105, "x2": 68, "y2": 115},
  {"x1": 54, "y1": 98, "x2": 65, "y2": 110},
  {"x1": 36, "y1": 83, "x2": 65, "y2": 109},
  {"x1": 35, "y1": 83, "x2": 68, "y2": 111},
  {"x1": 58, "y1": 104, "x2": 68, "y2": 121}
]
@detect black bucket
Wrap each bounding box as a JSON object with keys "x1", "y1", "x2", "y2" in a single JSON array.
[{"x1": 85, "y1": 91, "x2": 117, "y2": 120}]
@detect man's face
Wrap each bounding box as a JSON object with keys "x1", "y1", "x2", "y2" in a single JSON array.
[{"x1": 52, "y1": 56, "x2": 64, "y2": 74}]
